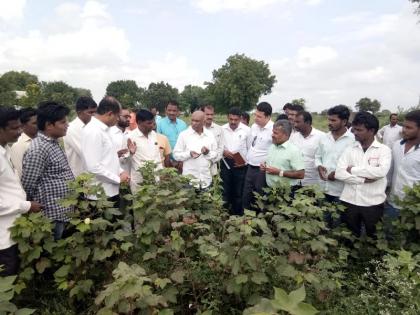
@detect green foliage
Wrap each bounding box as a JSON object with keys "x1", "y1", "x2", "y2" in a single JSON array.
[
  {"x1": 106, "y1": 80, "x2": 144, "y2": 109},
  {"x1": 0, "y1": 71, "x2": 38, "y2": 91},
  {"x1": 291, "y1": 98, "x2": 306, "y2": 109},
  {"x1": 179, "y1": 85, "x2": 210, "y2": 113},
  {"x1": 206, "y1": 53, "x2": 276, "y2": 113},
  {"x1": 142, "y1": 81, "x2": 179, "y2": 113},
  {"x1": 355, "y1": 97, "x2": 381, "y2": 113},
  {"x1": 0, "y1": 274, "x2": 35, "y2": 315}
]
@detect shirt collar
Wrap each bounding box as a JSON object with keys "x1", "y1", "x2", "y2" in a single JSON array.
[
  {"x1": 92, "y1": 116, "x2": 109, "y2": 131},
  {"x1": 328, "y1": 128, "x2": 353, "y2": 141},
  {"x1": 275, "y1": 140, "x2": 290, "y2": 148},
  {"x1": 188, "y1": 126, "x2": 210, "y2": 137},
  {"x1": 38, "y1": 132, "x2": 58, "y2": 143},
  {"x1": 354, "y1": 138, "x2": 382, "y2": 149},
  {"x1": 255, "y1": 120, "x2": 273, "y2": 130},
  {"x1": 399, "y1": 139, "x2": 420, "y2": 150},
  {"x1": 21, "y1": 132, "x2": 32, "y2": 142},
  {"x1": 165, "y1": 116, "x2": 179, "y2": 124}
]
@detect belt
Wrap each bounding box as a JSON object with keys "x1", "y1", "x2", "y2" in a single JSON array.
[{"x1": 248, "y1": 164, "x2": 260, "y2": 169}]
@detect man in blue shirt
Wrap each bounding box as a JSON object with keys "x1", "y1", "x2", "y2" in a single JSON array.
[{"x1": 157, "y1": 100, "x2": 187, "y2": 171}]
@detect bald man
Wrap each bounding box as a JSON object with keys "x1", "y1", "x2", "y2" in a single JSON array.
[{"x1": 173, "y1": 111, "x2": 218, "y2": 190}]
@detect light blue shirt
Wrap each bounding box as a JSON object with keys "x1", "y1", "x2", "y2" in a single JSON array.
[
  {"x1": 315, "y1": 129, "x2": 355, "y2": 197},
  {"x1": 157, "y1": 117, "x2": 187, "y2": 150}
]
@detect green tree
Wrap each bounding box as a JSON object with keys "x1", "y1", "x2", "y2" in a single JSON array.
[
  {"x1": 142, "y1": 81, "x2": 179, "y2": 113},
  {"x1": 205, "y1": 54, "x2": 276, "y2": 113},
  {"x1": 18, "y1": 83, "x2": 43, "y2": 108},
  {"x1": 291, "y1": 98, "x2": 306, "y2": 109},
  {"x1": 0, "y1": 70, "x2": 39, "y2": 91},
  {"x1": 179, "y1": 85, "x2": 209, "y2": 113},
  {"x1": 75, "y1": 87, "x2": 92, "y2": 98},
  {"x1": 106, "y1": 80, "x2": 144, "y2": 109},
  {"x1": 355, "y1": 97, "x2": 381, "y2": 113},
  {"x1": 40, "y1": 81, "x2": 79, "y2": 106},
  {"x1": 0, "y1": 78, "x2": 17, "y2": 106}
]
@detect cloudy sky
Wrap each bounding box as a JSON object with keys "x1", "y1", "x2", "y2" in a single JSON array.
[{"x1": 0, "y1": 0, "x2": 419, "y2": 112}]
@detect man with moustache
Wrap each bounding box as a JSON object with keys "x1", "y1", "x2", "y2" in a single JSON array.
[
  {"x1": 22, "y1": 102, "x2": 74, "y2": 240},
  {"x1": 173, "y1": 111, "x2": 217, "y2": 190},
  {"x1": 110, "y1": 108, "x2": 131, "y2": 173},
  {"x1": 202, "y1": 105, "x2": 224, "y2": 177},
  {"x1": 335, "y1": 112, "x2": 392, "y2": 237}
]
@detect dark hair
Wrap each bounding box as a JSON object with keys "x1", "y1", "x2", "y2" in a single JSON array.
[
  {"x1": 166, "y1": 100, "x2": 179, "y2": 109},
  {"x1": 283, "y1": 103, "x2": 293, "y2": 111},
  {"x1": 256, "y1": 102, "x2": 272, "y2": 116},
  {"x1": 97, "y1": 96, "x2": 121, "y2": 115},
  {"x1": 136, "y1": 109, "x2": 155, "y2": 123},
  {"x1": 405, "y1": 110, "x2": 420, "y2": 127},
  {"x1": 0, "y1": 106, "x2": 20, "y2": 129},
  {"x1": 327, "y1": 105, "x2": 350, "y2": 121},
  {"x1": 296, "y1": 111, "x2": 312, "y2": 125},
  {"x1": 76, "y1": 96, "x2": 97, "y2": 112},
  {"x1": 19, "y1": 107, "x2": 37, "y2": 124},
  {"x1": 201, "y1": 104, "x2": 214, "y2": 111},
  {"x1": 389, "y1": 113, "x2": 398, "y2": 120},
  {"x1": 276, "y1": 113, "x2": 288, "y2": 121},
  {"x1": 290, "y1": 104, "x2": 304, "y2": 112},
  {"x1": 37, "y1": 101, "x2": 70, "y2": 131},
  {"x1": 352, "y1": 111, "x2": 379, "y2": 134},
  {"x1": 228, "y1": 107, "x2": 242, "y2": 116},
  {"x1": 241, "y1": 112, "x2": 250, "y2": 123}
]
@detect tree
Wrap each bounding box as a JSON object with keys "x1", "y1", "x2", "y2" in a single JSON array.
[
  {"x1": 0, "y1": 71, "x2": 38, "y2": 91},
  {"x1": 291, "y1": 98, "x2": 306, "y2": 109},
  {"x1": 205, "y1": 54, "x2": 276, "y2": 113},
  {"x1": 18, "y1": 83, "x2": 43, "y2": 108},
  {"x1": 141, "y1": 81, "x2": 179, "y2": 113},
  {"x1": 355, "y1": 97, "x2": 381, "y2": 113},
  {"x1": 106, "y1": 80, "x2": 144, "y2": 109},
  {"x1": 40, "y1": 81, "x2": 79, "y2": 106},
  {"x1": 410, "y1": 0, "x2": 420, "y2": 15},
  {"x1": 0, "y1": 78, "x2": 17, "y2": 106},
  {"x1": 179, "y1": 85, "x2": 210, "y2": 113}
]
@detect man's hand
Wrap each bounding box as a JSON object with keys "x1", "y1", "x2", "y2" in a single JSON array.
[
  {"x1": 346, "y1": 166, "x2": 353, "y2": 174},
  {"x1": 117, "y1": 148, "x2": 129, "y2": 158},
  {"x1": 190, "y1": 151, "x2": 201, "y2": 159},
  {"x1": 318, "y1": 165, "x2": 328, "y2": 181},
  {"x1": 223, "y1": 150, "x2": 234, "y2": 159},
  {"x1": 201, "y1": 146, "x2": 209, "y2": 155},
  {"x1": 327, "y1": 171, "x2": 336, "y2": 181},
  {"x1": 260, "y1": 162, "x2": 266, "y2": 172},
  {"x1": 265, "y1": 165, "x2": 280, "y2": 175},
  {"x1": 120, "y1": 171, "x2": 130, "y2": 183},
  {"x1": 127, "y1": 138, "x2": 137, "y2": 155},
  {"x1": 29, "y1": 201, "x2": 42, "y2": 213}
]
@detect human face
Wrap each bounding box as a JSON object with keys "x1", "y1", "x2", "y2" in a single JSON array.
[
  {"x1": 204, "y1": 108, "x2": 214, "y2": 126},
  {"x1": 150, "y1": 108, "x2": 158, "y2": 116},
  {"x1": 118, "y1": 109, "x2": 131, "y2": 129},
  {"x1": 166, "y1": 104, "x2": 179, "y2": 121},
  {"x1": 46, "y1": 117, "x2": 69, "y2": 139},
  {"x1": 254, "y1": 110, "x2": 269, "y2": 127},
  {"x1": 351, "y1": 124, "x2": 374, "y2": 144},
  {"x1": 327, "y1": 115, "x2": 346, "y2": 132},
  {"x1": 138, "y1": 119, "x2": 155, "y2": 135},
  {"x1": 22, "y1": 115, "x2": 38, "y2": 138},
  {"x1": 402, "y1": 120, "x2": 420, "y2": 142},
  {"x1": 191, "y1": 114, "x2": 204, "y2": 133},
  {"x1": 78, "y1": 107, "x2": 97, "y2": 125},
  {"x1": 390, "y1": 115, "x2": 398, "y2": 126},
  {"x1": 287, "y1": 110, "x2": 298, "y2": 123},
  {"x1": 0, "y1": 120, "x2": 22, "y2": 145},
  {"x1": 272, "y1": 127, "x2": 288, "y2": 145},
  {"x1": 228, "y1": 114, "x2": 241, "y2": 130},
  {"x1": 293, "y1": 114, "x2": 307, "y2": 134}
]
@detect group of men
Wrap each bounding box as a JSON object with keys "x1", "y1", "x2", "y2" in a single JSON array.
[{"x1": 1, "y1": 96, "x2": 419, "y2": 277}]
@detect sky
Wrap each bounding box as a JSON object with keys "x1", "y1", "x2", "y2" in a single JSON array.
[{"x1": 0, "y1": 0, "x2": 419, "y2": 112}]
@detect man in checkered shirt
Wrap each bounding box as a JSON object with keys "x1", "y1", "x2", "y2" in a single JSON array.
[{"x1": 22, "y1": 101, "x2": 75, "y2": 240}]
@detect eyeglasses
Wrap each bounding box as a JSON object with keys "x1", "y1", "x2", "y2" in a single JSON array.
[{"x1": 252, "y1": 136, "x2": 257, "y2": 147}]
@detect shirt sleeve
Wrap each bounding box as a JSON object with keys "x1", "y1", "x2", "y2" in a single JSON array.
[
  {"x1": 82, "y1": 130, "x2": 121, "y2": 184},
  {"x1": 21, "y1": 148, "x2": 46, "y2": 201},
  {"x1": 290, "y1": 149, "x2": 305, "y2": 171},
  {"x1": 204, "y1": 136, "x2": 218, "y2": 162},
  {"x1": 63, "y1": 128, "x2": 82, "y2": 158},
  {"x1": 314, "y1": 139, "x2": 324, "y2": 167},
  {"x1": 215, "y1": 129, "x2": 224, "y2": 162},
  {"x1": 377, "y1": 127, "x2": 385, "y2": 141},
  {"x1": 335, "y1": 148, "x2": 365, "y2": 185},
  {"x1": 351, "y1": 146, "x2": 392, "y2": 179},
  {"x1": 163, "y1": 136, "x2": 171, "y2": 156},
  {"x1": 157, "y1": 120, "x2": 163, "y2": 134},
  {"x1": 173, "y1": 133, "x2": 191, "y2": 161}
]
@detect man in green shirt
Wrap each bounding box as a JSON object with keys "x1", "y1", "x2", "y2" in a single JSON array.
[{"x1": 261, "y1": 120, "x2": 305, "y2": 188}]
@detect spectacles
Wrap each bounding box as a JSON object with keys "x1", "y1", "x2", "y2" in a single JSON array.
[{"x1": 252, "y1": 136, "x2": 257, "y2": 147}]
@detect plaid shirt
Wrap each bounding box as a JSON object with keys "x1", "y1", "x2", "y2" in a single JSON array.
[{"x1": 22, "y1": 132, "x2": 74, "y2": 222}]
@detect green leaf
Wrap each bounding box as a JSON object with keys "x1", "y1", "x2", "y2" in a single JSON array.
[
  {"x1": 289, "y1": 286, "x2": 306, "y2": 305},
  {"x1": 170, "y1": 270, "x2": 185, "y2": 284},
  {"x1": 35, "y1": 257, "x2": 51, "y2": 273},
  {"x1": 15, "y1": 308, "x2": 36, "y2": 315},
  {"x1": 251, "y1": 272, "x2": 268, "y2": 284},
  {"x1": 235, "y1": 274, "x2": 248, "y2": 284},
  {"x1": 54, "y1": 264, "x2": 71, "y2": 279},
  {"x1": 295, "y1": 302, "x2": 319, "y2": 315}
]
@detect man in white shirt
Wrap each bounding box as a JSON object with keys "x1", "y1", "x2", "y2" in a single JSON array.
[
  {"x1": 64, "y1": 96, "x2": 97, "y2": 177},
  {"x1": 221, "y1": 107, "x2": 250, "y2": 215},
  {"x1": 110, "y1": 108, "x2": 131, "y2": 173},
  {"x1": 173, "y1": 111, "x2": 217, "y2": 190},
  {"x1": 82, "y1": 96, "x2": 130, "y2": 206},
  {"x1": 126, "y1": 109, "x2": 163, "y2": 193},
  {"x1": 315, "y1": 105, "x2": 355, "y2": 226},
  {"x1": 386, "y1": 110, "x2": 420, "y2": 220},
  {"x1": 335, "y1": 112, "x2": 392, "y2": 237},
  {"x1": 10, "y1": 107, "x2": 38, "y2": 177},
  {"x1": 243, "y1": 102, "x2": 274, "y2": 210},
  {"x1": 290, "y1": 111, "x2": 324, "y2": 187},
  {"x1": 203, "y1": 105, "x2": 224, "y2": 176},
  {"x1": 377, "y1": 113, "x2": 402, "y2": 148},
  {"x1": 0, "y1": 107, "x2": 42, "y2": 276}
]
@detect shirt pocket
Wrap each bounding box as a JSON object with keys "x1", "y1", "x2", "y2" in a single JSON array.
[{"x1": 368, "y1": 156, "x2": 380, "y2": 167}]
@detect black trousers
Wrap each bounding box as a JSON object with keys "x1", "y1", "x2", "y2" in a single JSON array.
[
  {"x1": 220, "y1": 162, "x2": 247, "y2": 215},
  {"x1": 0, "y1": 244, "x2": 19, "y2": 276},
  {"x1": 342, "y1": 202, "x2": 384, "y2": 237},
  {"x1": 242, "y1": 165, "x2": 267, "y2": 211}
]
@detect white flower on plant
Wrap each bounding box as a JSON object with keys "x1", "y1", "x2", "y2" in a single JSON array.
[{"x1": 84, "y1": 218, "x2": 91, "y2": 225}]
